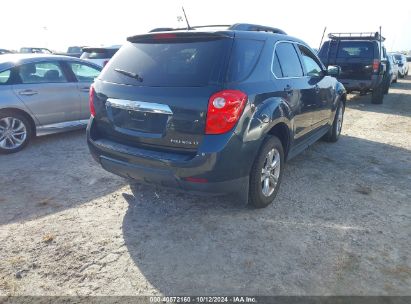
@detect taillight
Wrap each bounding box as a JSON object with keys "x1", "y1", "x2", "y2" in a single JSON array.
[
  {"x1": 373, "y1": 59, "x2": 380, "y2": 73},
  {"x1": 205, "y1": 90, "x2": 248, "y2": 135},
  {"x1": 103, "y1": 60, "x2": 109, "y2": 67},
  {"x1": 89, "y1": 86, "x2": 96, "y2": 117}
]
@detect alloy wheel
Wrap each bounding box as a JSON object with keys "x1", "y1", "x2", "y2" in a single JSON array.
[
  {"x1": 0, "y1": 117, "x2": 27, "y2": 150},
  {"x1": 261, "y1": 148, "x2": 281, "y2": 197}
]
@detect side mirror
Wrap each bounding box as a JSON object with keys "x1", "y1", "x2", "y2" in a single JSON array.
[{"x1": 327, "y1": 65, "x2": 341, "y2": 76}]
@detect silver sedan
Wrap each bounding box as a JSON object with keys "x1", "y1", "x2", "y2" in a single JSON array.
[{"x1": 0, "y1": 54, "x2": 101, "y2": 153}]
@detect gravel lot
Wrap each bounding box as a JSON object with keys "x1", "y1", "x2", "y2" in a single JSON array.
[{"x1": 0, "y1": 76, "x2": 410, "y2": 296}]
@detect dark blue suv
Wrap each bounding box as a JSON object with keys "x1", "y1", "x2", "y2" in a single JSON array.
[{"x1": 87, "y1": 24, "x2": 346, "y2": 208}]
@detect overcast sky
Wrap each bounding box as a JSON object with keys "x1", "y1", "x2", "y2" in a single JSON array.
[{"x1": 3, "y1": 0, "x2": 411, "y2": 52}]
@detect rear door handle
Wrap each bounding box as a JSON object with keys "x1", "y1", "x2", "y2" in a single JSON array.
[
  {"x1": 18, "y1": 89, "x2": 38, "y2": 96},
  {"x1": 284, "y1": 85, "x2": 293, "y2": 96}
]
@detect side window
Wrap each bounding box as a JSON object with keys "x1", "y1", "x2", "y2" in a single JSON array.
[
  {"x1": 227, "y1": 39, "x2": 264, "y2": 82},
  {"x1": 18, "y1": 62, "x2": 67, "y2": 84},
  {"x1": 298, "y1": 45, "x2": 323, "y2": 77},
  {"x1": 274, "y1": 42, "x2": 303, "y2": 78},
  {"x1": 69, "y1": 63, "x2": 101, "y2": 82},
  {"x1": 0, "y1": 70, "x2": 11, "y2": 85}
]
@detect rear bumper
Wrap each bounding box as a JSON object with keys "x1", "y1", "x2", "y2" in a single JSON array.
[
  {"x1": 87, "y1": 118, "x2": 253, "y2": 196},
  {"x1": 338, "y1": 75, "x2": 382, "y2": 91}
]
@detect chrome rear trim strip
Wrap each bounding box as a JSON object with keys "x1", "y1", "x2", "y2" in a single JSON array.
[{"x1": 106, "y1": 98, "x2": 173, "y2": 115}]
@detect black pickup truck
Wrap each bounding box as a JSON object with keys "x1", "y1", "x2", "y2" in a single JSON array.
[{"x1": 319, "y1": 32, "x2": 389, "y2": 104}]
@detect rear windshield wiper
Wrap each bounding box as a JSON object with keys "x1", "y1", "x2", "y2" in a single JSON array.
[{"x1": 114, "y1": 68, "x2": 143, "y2": 82}]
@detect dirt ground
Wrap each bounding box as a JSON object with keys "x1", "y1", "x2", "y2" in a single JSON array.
[{"x1": 0, "y1": 75, "x2": 410, "y2": 296}]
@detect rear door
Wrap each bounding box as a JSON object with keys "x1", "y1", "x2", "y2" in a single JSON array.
[
  {"x1": 66, "y1": 61, "x2": 101, "y2": 119},
  {"x1": 92, "y1": 34, "x2": 233, "y2": 152},
  {"x1": 12, "y1": 61, "x2": 80, "y2": 126},
  {"x1": 272, "y1": 41, "x2": 317, "y2": 141}
]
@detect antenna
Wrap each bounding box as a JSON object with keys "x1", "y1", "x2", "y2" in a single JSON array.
[
  {"x1": 181, "y1": 7, "x2": 192, "y2": 30},
  {"x1": 379, "y1": 26, "x2": 383, "y2": 59},
  {"x1": 319, "y1": 26, "x2": 327, "y2": 50}
]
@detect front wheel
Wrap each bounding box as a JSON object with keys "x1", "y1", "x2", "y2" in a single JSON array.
[
  {"x1": 249, "y1": 136, "x2": 284, "y2": 209},
  {"x1": 323, "y1": 102, "x2": 344, "y2": 143},
  {"x1": 0, "y1": 112, "x2": 32, "y2": 154}
]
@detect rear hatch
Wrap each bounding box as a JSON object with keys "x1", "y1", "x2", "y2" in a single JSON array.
[
  {"x1": 92, "y1": 32, "x2": 236, "y2": 153},
  {"x1": 319, "y1": 40, "x2": 377, "y2": 80}
]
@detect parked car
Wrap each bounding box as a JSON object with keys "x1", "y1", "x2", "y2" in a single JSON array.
[
  {"x1": 20, "y1": 47, "x2": 53, "y2": 54},
  {"x1": 56, "y1": 46, "x2": 84, "y2": 58},
  {"x1": 392, "y1": 53, "x2": 409, "y2": 78},
  {"x1": 387, "y1": 54, "x2": 399, "y2": 84},
  {"x1": 80, "y1": 46, "x2": 120, "y2": 67},
  {"x1": 87, "y1": 23, "x2": 347, "y2": 208},
  {"x1": 318, "y1": 32, "x2": 389, "y2": 104},
  {"x1": 0, "y1": 54, "x2": 102, "y2": 153},
  {"x1": 0, "y1": 49, "x2": 13, "y2": 55}
]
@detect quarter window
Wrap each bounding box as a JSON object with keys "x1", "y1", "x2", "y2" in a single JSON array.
[
  {"x1": 272, "y1": 52, "x2": 283, "y2": 78},
  {"x1": 298, "y1": 45, "x2": 323, "y2": 77},
  {"x1": 0, "y1": 70, "x2": 11, "y2": 84},
  {"x1": 274, "y1": 42, "x2": 303, "y2": 78},
  {"x1": 18, "y1": 62, "x2": 67, "y2": 84},
  {"x1": 69, "y1": 63, "x2": 101, "y2": 82}
]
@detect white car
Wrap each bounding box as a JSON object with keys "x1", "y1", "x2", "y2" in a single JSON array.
[
  {"x1": 393, "y1": 53, "x2": 409, "y2": 78},
  {"x1": 80, "y1": 45, "x2": 121, "y2": 67}
]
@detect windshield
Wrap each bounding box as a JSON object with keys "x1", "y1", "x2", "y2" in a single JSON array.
[{"x1": 394, "y1": 54, "x2": 403, "y2": 61}]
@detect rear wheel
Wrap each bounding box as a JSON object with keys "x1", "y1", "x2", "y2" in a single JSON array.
[
  {"x1": 249, "y1": 136, "x2": 284, "y2": 208},
  {"x1": 371, "y1": 85, "x2": 384, "y2": 104},
  {"x1": 0, "y1": 111, "x2": 32, "y2": 154}
]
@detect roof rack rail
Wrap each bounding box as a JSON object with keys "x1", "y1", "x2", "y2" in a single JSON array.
[
  {"x1": 328, "y1": 32, "x2": 385, "y2": 41},
  {"x1": 149, "y1": 23, "x2": 286, "y2": 35},
  {"x1": 229, "y1": 23, "x2": 287, "y2": 35}
]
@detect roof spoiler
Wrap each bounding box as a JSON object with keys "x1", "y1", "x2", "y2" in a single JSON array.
[{"x1": 127, "y1": 31, "x2": 234, "y2": 43}]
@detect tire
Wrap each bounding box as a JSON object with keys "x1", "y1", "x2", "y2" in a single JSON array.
[
  {"x1": 0, "y1": 111, "x2": 33, "y2": 154},
  {"x1": 249, "y1": 136, "x2": 284, "y2": 209},
  {"x1": 384, "y1": 84, "x2": 390, "y2": 95},
  {"x1": 323, "y1": 101, "x2": 344, "y2": 143},
  {"x1": 371, "y1": 85, "x2": 384, "y2": 104}
]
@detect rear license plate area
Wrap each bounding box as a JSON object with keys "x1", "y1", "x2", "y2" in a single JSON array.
[{"x1": 111, "y1": 108, "x2": 169, "y2": 134}]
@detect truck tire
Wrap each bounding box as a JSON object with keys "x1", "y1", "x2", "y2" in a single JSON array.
[{"x1": 371, "y1": 85, "x2": 384, "y2": 104}]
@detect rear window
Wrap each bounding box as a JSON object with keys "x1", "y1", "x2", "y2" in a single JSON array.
[
  {"x1": 100, "y1": 39, "x2": 232, "y2": 87},
  {"x1": 81, "y1": 49, "x2": 118, "y2": 59},
  {"x1": 394, "y1": 54, "x2": 404, "y2": 62},
  {"x1": 319, "y1": 41, "x2": 375, "y2": 61}
]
